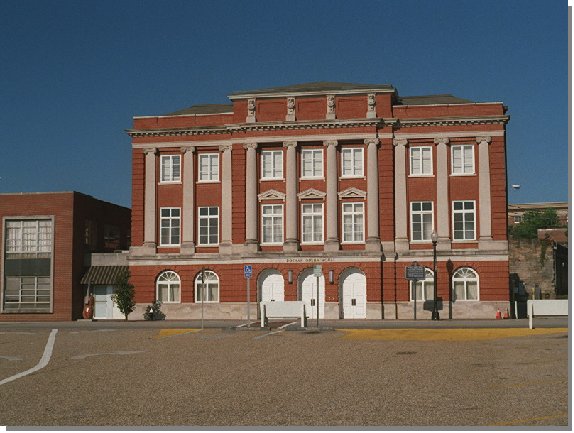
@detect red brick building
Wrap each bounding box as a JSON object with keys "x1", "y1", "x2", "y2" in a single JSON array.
[
  {"x1": 127, "y1": 82, "x2": 510, "y2": 319},
  {"x1": 0, "y1": 192, "x2": 130, "y2": 321}
]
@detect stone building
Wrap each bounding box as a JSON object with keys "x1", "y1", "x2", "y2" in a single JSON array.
[{"x1": 127, "y1": 82, "x2": 510, "y2": 320}]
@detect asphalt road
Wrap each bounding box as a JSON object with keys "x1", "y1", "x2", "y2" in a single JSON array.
[{"x1": 0, "y1": 323, "x2": 569, "y2": 427}]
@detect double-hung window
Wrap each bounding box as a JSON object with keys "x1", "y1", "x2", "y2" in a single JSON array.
[
  {"x1": 261, "y1": 151, "x2": 283, "y2": 180},
  {"x1": 452, "y1": 145, "x2": 475, "y2": 175},
  {"x1": 198, "y1": 207, "x2": 219, "y2": 246},
  {"x1": 342, "y1": 202, "x2": 364, "y2": 243},
  {"x1": 261, "y1": 204, "x2": 283, "y2": 244},
  {"x1": 301, "y1": 203, "x2": 323, "y2": 243},
  {"x1": 411, "y1": 202, "x2": 433, "y2": 242},
  {"x1": 160, "y1": 155, "x2": 181, "y2": 183},
  {"x1": 301, "y1": 149, "x2": 323, "y2": 178},
  {"x1": 410, "y1": 147, "x2": 432, "y2": 175},
  {"x1": 452, "y1": 201, "x2": 476, "y2": 241},
  {"x1": 199, "y1": 153, "x2": 219, "y2": 181},
  {"x1": 341, "y1": 148, "x2": 364, "y2": 177},
  {"x1": 160, "y1": 208, "x2": 180, "y2": 246}
]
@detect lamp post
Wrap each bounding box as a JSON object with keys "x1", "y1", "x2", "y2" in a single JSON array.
[{"x1": 431, "y1": 231, "x2": 439, "y2": 320}]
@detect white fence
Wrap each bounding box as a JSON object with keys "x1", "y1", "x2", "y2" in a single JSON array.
[
  {"x1": 260, "y1": 301, "x2": 306, "y2": 328},
  {"x1": 527, "y1": 300, "x2": 568, "y2": 329}
]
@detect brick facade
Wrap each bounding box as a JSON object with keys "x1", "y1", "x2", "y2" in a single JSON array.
[
  {"x1": 128, "y1": 82, "x2": 510, "y2": 320},
  {"x1": 0, "y1": 192, "x2": 131, "y2": 321}
]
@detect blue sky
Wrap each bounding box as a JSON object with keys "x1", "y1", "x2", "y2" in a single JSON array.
[{"x1": 0, "y1": 0, "x2": 568, "y2": 207}]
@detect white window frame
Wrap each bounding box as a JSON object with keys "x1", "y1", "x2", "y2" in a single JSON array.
[
  {"x1": 159, "y1": 207, "x2": 180, "y2": 246},
  {"x1": 452, "y1": 200, "x2": 476, "y2": 241},
  {"x1": 451, "y1": 145, "x2": 475, "y2": 175},
  {"x1": 261, "y1": 150, "x2": 284, "y2": 180},
  {"x1": 341, "y1": 148, "x2": 364, "y2": 178},
  {"x1": 5, "y1": 219, "x2": 53, "y2": 254},
  {"x1": 194, "y1": 270, "x2": 219, "y2": 303},
  {"x1": 261, "y1": 204, "x2": 284, "y2": 245},
  {"x1": 341, "y1": 202, "x2": 365, "y2": 244},
  {"x1": 409, "y1": 146, "x2": 433, "y2": 176},
  {"x1": 197, "y1": 206, "x2": 219, "y2": 246},
  {"x1": 410, "y1": 201, "x2": 434, "y2": 242},
  {"x1": 452, "y1": 267, "x2": 480, "y2": 301},
  {"x1": 409, "y1": 268, "x2": 435, "y2": 301},
  {"x1": 301, "y1": 203, "x2": 324, "y2": 244},
  {"x1": 160, "y1": 155, "x2": 181, "y2": 183},
  {"x1": 301, "y1": 149, "x2": 324, "y2": 179},
  {"x1": 156, "y1": 271, "x2": 181, "y2": 303},
  {"x1": 198, "y1": 153, "x2": 220, "y2": 182}
]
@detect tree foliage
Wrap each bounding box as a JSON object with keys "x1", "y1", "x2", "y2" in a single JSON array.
[
  {"x1": 111, "y1": 270, "x2": 136, "y2": 320},
  {"x1": 510, "y1": 208, "x2": 560, "y2": 239}
]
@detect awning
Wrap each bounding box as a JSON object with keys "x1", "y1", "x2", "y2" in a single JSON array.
[{"x1": 81, "y1": 266, "x2": 128, "y2": 285}]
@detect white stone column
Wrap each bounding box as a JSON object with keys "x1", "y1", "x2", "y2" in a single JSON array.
[
  {"x1": 393, "y1": 139, "x2": 409, "y2": 252},
  {"x1": 324, "y1": 140, "x2": 340, "y2": 252},
  {"x1": 244, "y1": 142, "x2": 259, "y2": 252},
  {"x1": 477, "y1": 136, "x2": 493, "y2": 247},
  {"x1": 143, "y1": 148, "x2": 157, "y2": 252},
  {"x1": 180, "y1": 146, "x2": 196, "y2": 254},
  {"x1": 434, "y1": 137, "x2": 451, "y2": 251},
  {"x1": 219, "y1": 144, "x2": 233, "y2": 254},
  {"x1": 283, "y1": 141, "x2": 299, "y2": 252},
  {"x1": 365, "y1": 138, "x2": 381, "y2": 252}
]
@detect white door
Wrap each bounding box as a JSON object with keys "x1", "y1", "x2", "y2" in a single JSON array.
[
  {"x1": 93, "y1": 285, "x2": 123, "y2": 319},
  {"x1": 342, "y1": 272, "x2": 367, "y2": 319},
  {"x1": 301, "y1": 274, "x2": 325, "y2": 319},
  {"x1": 261, "y1": 272, "x2": 285, "y2": 302}
]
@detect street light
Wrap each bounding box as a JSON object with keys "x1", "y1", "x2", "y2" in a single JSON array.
[{"x1": 431, "y1": 231, "x2": 439, "y2": 320}]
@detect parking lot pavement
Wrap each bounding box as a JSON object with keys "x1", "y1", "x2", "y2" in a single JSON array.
[{"x1": 0, "y1": 325, "x2": 568, "y2": 427}]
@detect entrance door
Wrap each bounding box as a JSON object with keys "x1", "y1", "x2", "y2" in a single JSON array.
[
  {"x1": 93, "y1": 285, "x2": 123, "y2": 319},
  {"x1": 342, "y1": 272, "x2": 367, "y2": 319},
  {"x1": 301, "y1": 274, "x2": 325, "y2": 319},
  {"x1": 260, "y1": 272, "x2": 285, "y2": 302}
]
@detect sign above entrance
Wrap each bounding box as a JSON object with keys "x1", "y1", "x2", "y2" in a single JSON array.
[
  {"x1": 313, "y1": 265, "x2": 322, "y2": 277},
  {"x1": 405, "y1": 265, "x2": 425, "y2": 281}
]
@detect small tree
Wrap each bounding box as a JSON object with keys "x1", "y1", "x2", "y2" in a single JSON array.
[
  {"x1": 111, "y1": 270, "x2": 136, "y2": 321},
  {"x1": 511, "y1": 208, "x2": 560, "y2": 239}
]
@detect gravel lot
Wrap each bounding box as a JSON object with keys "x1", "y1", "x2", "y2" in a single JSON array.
[{"x1": 0, "y1": 325, "x2": 569, "y2": 427}]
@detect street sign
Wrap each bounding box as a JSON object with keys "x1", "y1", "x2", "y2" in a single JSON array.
[
  {"x1": 244, "y1": 265, "x2": 252, "y2": 279},
  {"x1": 313, "y1": 265, "x2": 322, "y2": 277},
  {"x1": 405, "y1": 265, "x2": 425, "y2": 281}
]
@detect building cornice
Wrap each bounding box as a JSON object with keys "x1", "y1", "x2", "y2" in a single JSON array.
[
  {"x1": 227, "y1": 119, "x2": 384, "y2": 132},
  {"x1": 126, "y1": 127, "x2": 228, "y2": 138},
  {"x1": 394, "y1": 115, "x2": 509, "y2": 128}
]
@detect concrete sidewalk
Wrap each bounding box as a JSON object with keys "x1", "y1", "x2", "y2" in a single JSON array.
[{"x1": 0, "y1": 317, "x2": 568, "y2": 329}]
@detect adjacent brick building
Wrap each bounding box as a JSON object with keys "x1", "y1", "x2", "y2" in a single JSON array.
[
  {"x1": 0, "y1": 192, "x2": 130, "y2": 321},
  {"x1": 127, "y1": 81, "x2": 510, "y2": 320}
]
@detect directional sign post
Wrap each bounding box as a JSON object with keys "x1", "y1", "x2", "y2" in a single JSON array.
[
  {"x1": 405, "y1": 262, "x2": 425, "y2": 320},
  {"x1": 244, "y1": 266, "x2": 253, "y2": 327}
]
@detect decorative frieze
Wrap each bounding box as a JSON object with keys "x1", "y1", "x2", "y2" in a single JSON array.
[
  {"x1": 258, "y1": 189, "x2": 286, "y2": 202},
  {"x1": 297, "y1": 188, "x2": 327, "y2": 200},
  {"x1": 246, "y1": 98, "x2": 256, "y2": 123},
  {"x1": 286, "y1": 97, "x2": 296, "y2": 121},
  {"x1": 338, "y1": 187, "x2": 367, "y2": 199},
  {"x1": 367, "y1": 93, "x2": 376, "y2": 118}
]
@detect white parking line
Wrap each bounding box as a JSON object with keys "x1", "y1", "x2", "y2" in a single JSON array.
[
  {"x1": 254, "y1": 321, "x2": 298, "y2": 340},
  {"x1": 71, "y1": 350, "x2": 144, "y2": 360},
  {"x1": 0, "y1": 329, "x2": 58, "y2": 386}
]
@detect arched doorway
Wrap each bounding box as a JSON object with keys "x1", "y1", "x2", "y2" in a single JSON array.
[
  {"x1": 340, "y1": 268, "x2": 366, "y2": 319},
  {"x1": 298, "y1": 268, "x2": 325, "y2": 319},
  {"x1": 258, "y1": 269, "x2": 285, "y2": 302}
]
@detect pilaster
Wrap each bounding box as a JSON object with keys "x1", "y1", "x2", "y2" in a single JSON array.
[
  {"x1": 283, "y1": 141, "x2": 299, "y2": 252},
  {"x1": 180, "y1": 146, "x2": 196, "y2": 254},
  {"x1": 393, "y1": 138, "x2": 409, "y2": 252},
  {"x1": 434, "y1": 137, "x2": 451, "y2": 251},
  {"x1": 219, "y1": 144, "x2": 233, "y2": 254},
  {"x1": 244, "y1": 142, "x2": 259, "y2": 253},
  {"x1": 365, "y1": 138, "x2": 381, "y2": 252},
  {"x1": 324, "y1": 140, "x2": 340, "y2": 252},
  {"x1": 143, "y1": 147, "x2": 157, "y2": 253},
  {"x1": 477, "y1": 136, "x2": 493, "y2": 249}
]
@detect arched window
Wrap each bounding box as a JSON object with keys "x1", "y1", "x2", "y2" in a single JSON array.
[
  {"x1": 156, "y1": 271, "x2": 180, "y2": 303},
  {"x1": 410, "y1": 268, "x2": 434, "y2": 301},
  {"x1": 452, "y1": 267, "x2": 479, "y2": 301},
  {"x1": 195, "y1": 270, "x2": 219, "y2": 303}
]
